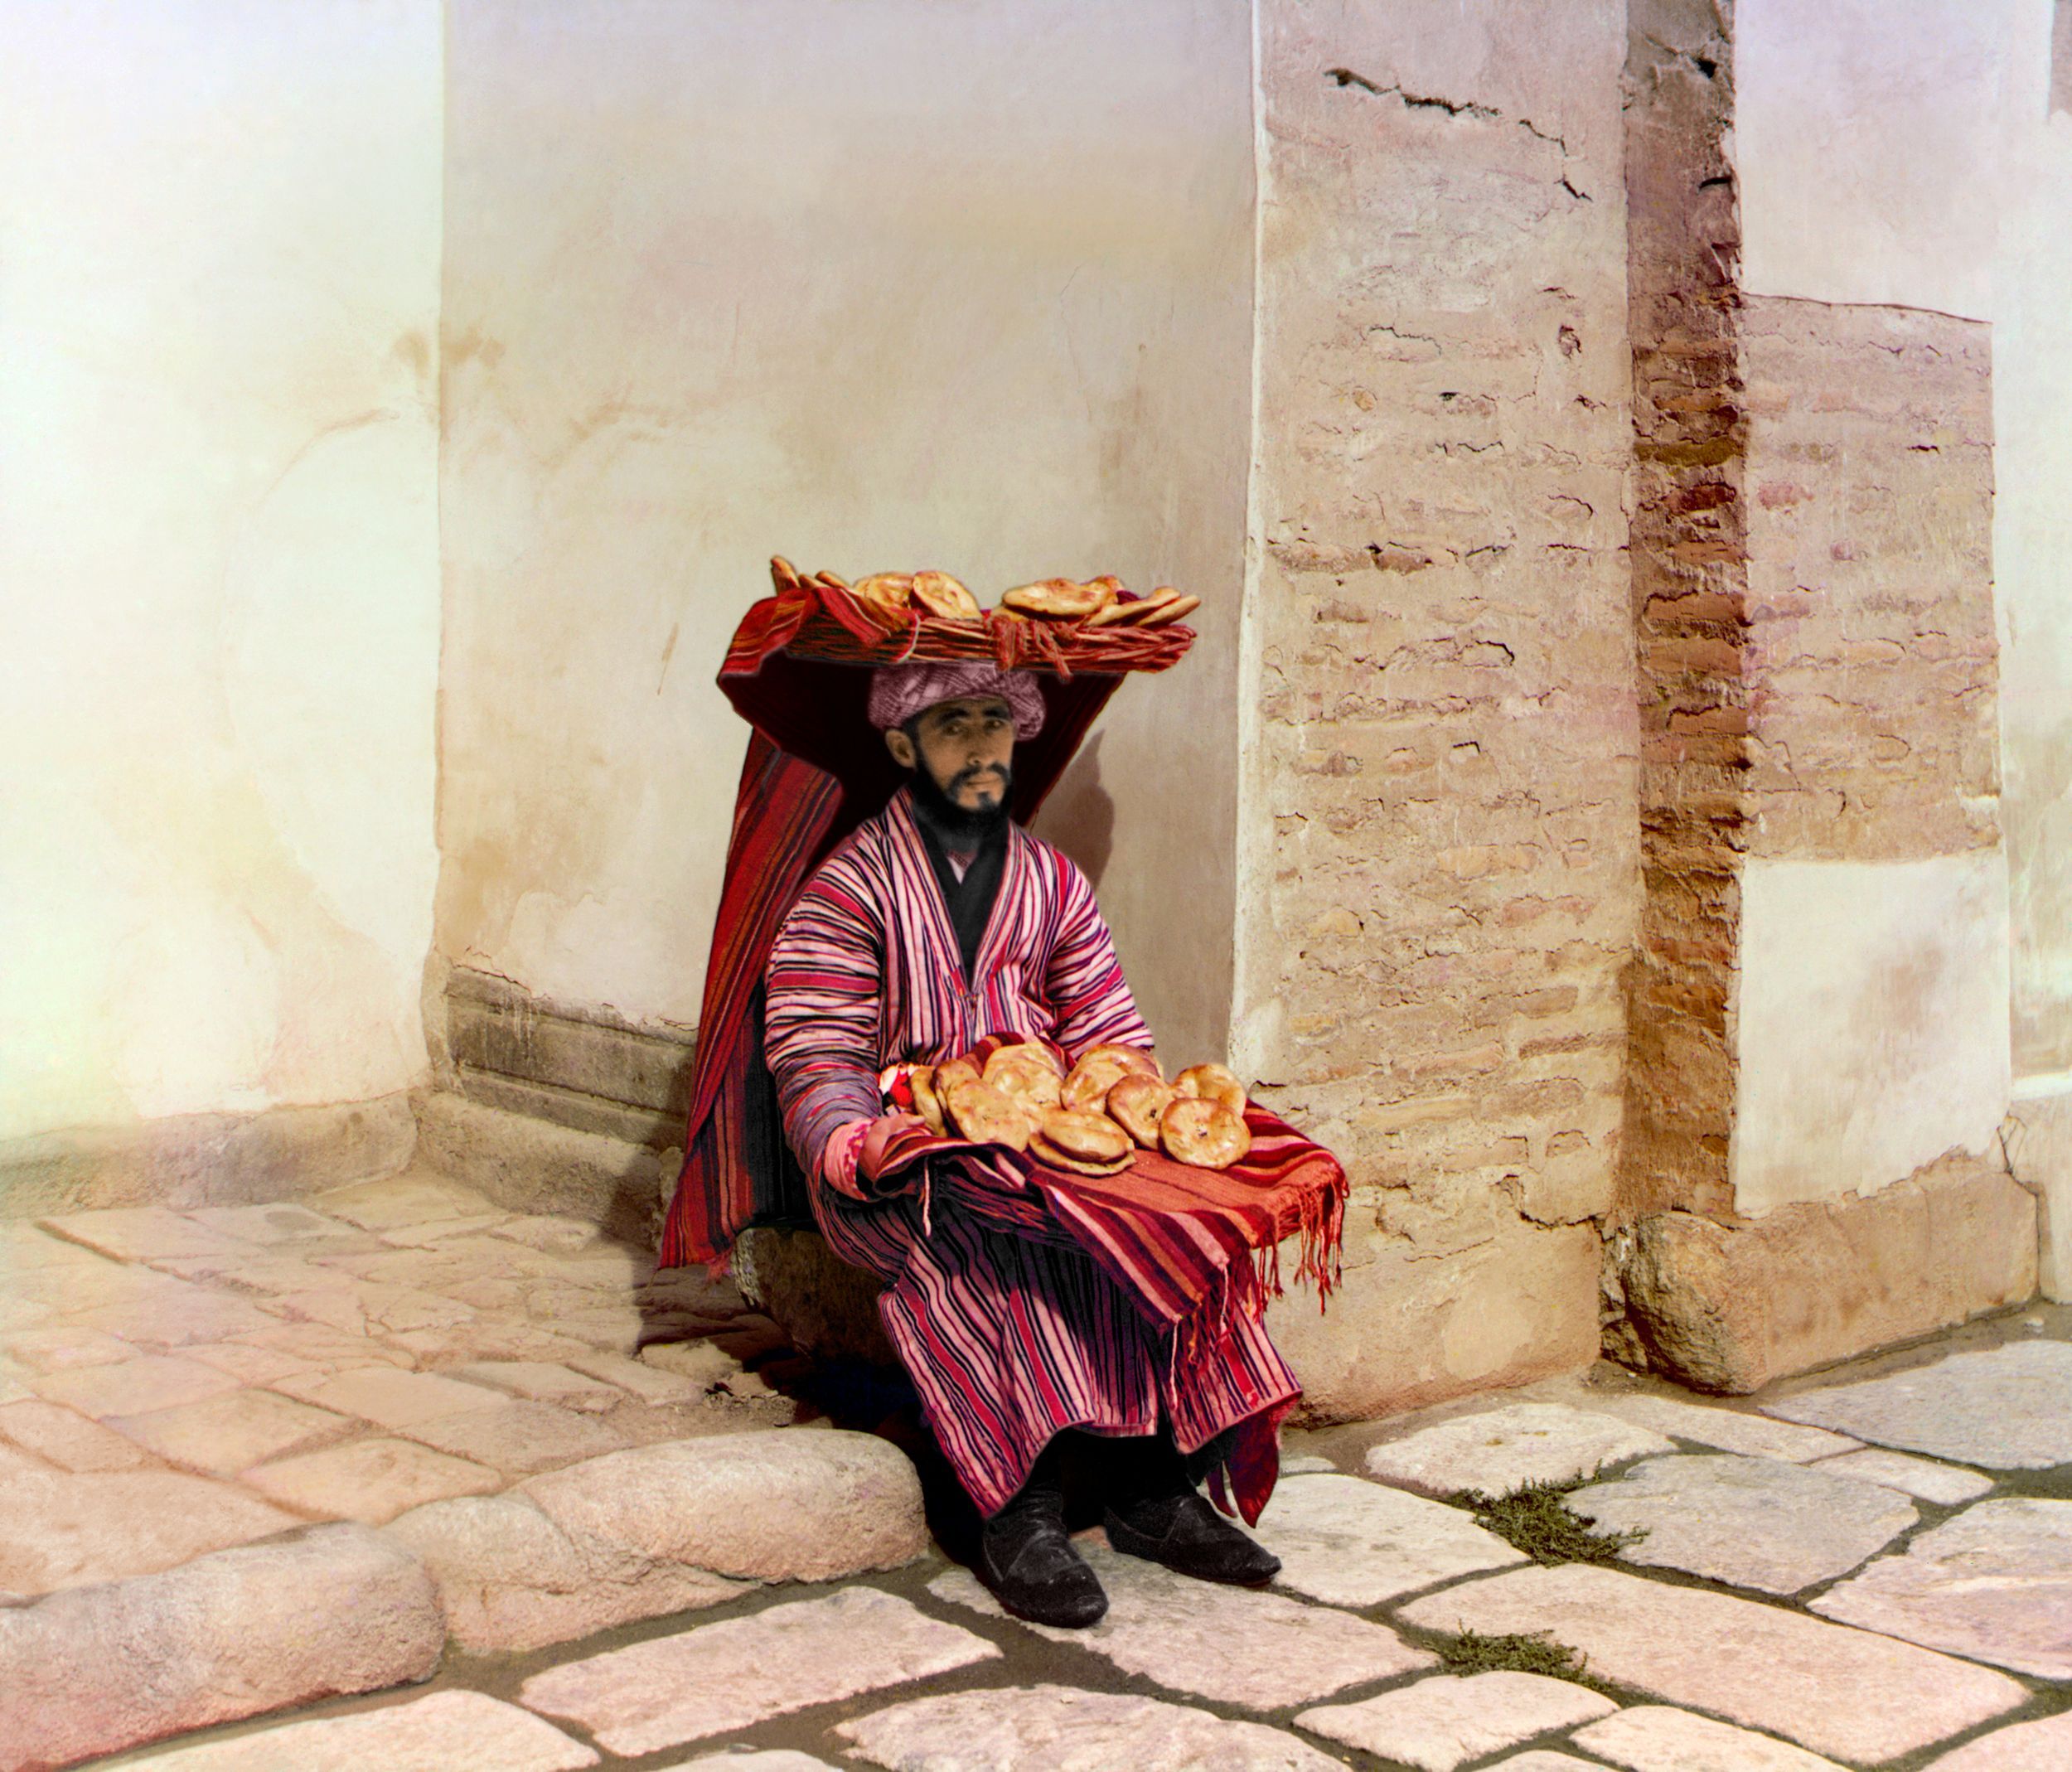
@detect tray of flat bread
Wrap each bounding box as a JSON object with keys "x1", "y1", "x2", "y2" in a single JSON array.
[
  {"x1": 881, "y1": 1039, "x2": 1253, "y2": 1177},
  {"x1": 757, "y1": 558, "x2": 1199, "y2": 678}
]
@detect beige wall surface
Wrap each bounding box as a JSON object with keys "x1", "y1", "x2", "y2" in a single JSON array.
[
  {"x1": 435, "y1": 0, "x2": 1256, "y2": 1060},
  {"x1": 1739, "y1": 0, "x2": 2072, "y2": 1087},
  {"x1": 0, "y1": 2, "x2": 444, "y2": 1145}
]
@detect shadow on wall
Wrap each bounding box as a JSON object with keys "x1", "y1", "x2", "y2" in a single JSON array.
[{"x1": 1033, "y1": 733, "x2": 1116, "y2": 889}]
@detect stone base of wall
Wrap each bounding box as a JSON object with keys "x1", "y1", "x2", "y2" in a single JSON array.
[
  {"x1": 1614, "y1": 1154, "x2": 2039, "y2": 1392},
  {"x1": 0, "y1": 1092, "x2": 418, "y2": 1218},
  {"x1": 411, "y1": 1089, "x2": 673, "y2": 1251},
  {"x1": 1268, "y1": 1218, "x2": 1604, "y2": 1425},
  {"x1": 2006, "y1": 1088, "x2": 2072, "y2": 1304},
  {"x1": 737, "y1": 1227, "x2": 898, "y2": 1366}
]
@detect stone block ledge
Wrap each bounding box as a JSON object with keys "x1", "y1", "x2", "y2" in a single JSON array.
[{"x1": 1616, "y1": 1155, "x2": 2039, "y2": 1392}]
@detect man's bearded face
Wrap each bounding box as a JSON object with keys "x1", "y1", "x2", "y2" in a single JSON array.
[{"x1": 886, "y1": 694, "x2": 1015, "y2": 815}]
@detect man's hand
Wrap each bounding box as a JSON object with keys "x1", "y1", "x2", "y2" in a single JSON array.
[{"x1": 820, "y1": 1111, "x2": 932, "y2": 1197}]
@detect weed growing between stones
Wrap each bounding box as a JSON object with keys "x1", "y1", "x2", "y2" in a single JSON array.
[
  {"x1": 1436, "y1": 1626, "x2": 1591, "y2": 1682},
  {"x1": 1453, "y1": 1475, "x2": 1648, "y2": 1566}
]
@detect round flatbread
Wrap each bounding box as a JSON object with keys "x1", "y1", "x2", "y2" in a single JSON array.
[
  {"x1": 852, "y1": 572, "x2": 914, "y2": 612},
  {"x1": 1081, "y1": 1043, "x2": 1160, "y2": 1080},
  {"x1": 1136, "y1": 593, "x2": 1200, "y2": 627},
  {"x1": 1038, "y1": 1106, "x2": 1130, "y2": 1164},
  {"x1": 1159, "y1": 1097, "x2": 1251, "y2": 1169},
  {"x1": 910, "y1": 570, "x2": 982, "y2": 621},
  {"x1": 1029, "y1": 1135, "x2": 1131, "y2": 1178},
  {"x1": 1061, "y1": 1053, "x2": 1134, "y2": 1111},
  {"x1": 934, "y1": 1056, "x2": 983, "y2": 1096},
  {"x1": 1106, "y1": 1073, "x2": 1178, "y2": 1149},
  {"x1": 1001, "y1": 579, "x2": 1110, "y2": 620},
  {"x1": 985, "y1": 1041, "x2": 1062, "y2": 1082},
  {"x1": 909, "y1": 1065, "x2": 947, "y2": 1137},
  {"x1": 944, "y1": 1077, "x2": 1030, "y2": 1152},
  {"x1": 993, "y1": 1063, "x2": 1063, "y2": 1113},
  {"x1": 1174, "y1": 1063, "x2": 1247, "y2": 1116}
]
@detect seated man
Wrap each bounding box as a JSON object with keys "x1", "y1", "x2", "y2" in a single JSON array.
[{"x1": 763, "y1": 660, "x2": 1297, "y2": 1628}]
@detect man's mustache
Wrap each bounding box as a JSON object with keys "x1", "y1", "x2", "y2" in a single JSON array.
[{"x1": 949, "y1": 763, "x2": 1009, "y2": 795}]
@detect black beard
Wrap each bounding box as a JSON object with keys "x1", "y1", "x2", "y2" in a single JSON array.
[{"x1": 908, "y1": 758, "x2": 1014, "y2": 848}]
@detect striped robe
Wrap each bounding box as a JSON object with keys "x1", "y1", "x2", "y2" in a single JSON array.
[{"x1": 764, "y1": 787, "x2": 1299, "y2": 1517}]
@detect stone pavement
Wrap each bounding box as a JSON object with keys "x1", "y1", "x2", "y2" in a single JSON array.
[{"x1": 3, "y1": 1175, "x2": 2072, "y2": 1769}]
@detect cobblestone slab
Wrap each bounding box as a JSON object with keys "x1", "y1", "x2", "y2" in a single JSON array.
[
  {"x1": 1811, "y1": 1498, "x2": 2072, "y2": 1677},
  {"x1": 1570, "y1": 1455, "x2": 1915, "y2": 1593},
  {"x1": 1762, "y1": 1342, "x2": 2072, "y2": 1468},
  {"x1": 400, "y1": 1396, "x2": 626, "y2": 1474},
  {"x1": 1280, "y1": 1452, "x2": 1336, "y2": 1474},
  {"x1": 1295, "y1": 1672, "x2": 1615, "y2": 1771},
  {"x1": 1483, "y1": 1756, "x2": 1604, "y2": 1770},
  {"x1": 1589, "y1": 1393, "x2": 1859, "y2": 1462},
  {"x1": 1366, "y1": 1404, "x2": 1676, "y2": 1498},
  {"x1": 661, "y1": 1755, "x2": 836, "y2": 1771},
  {"x1": 1253, "y1": 1472, "x2": 1526, "y2": 1606},
  {"x1": 124, "y1": 1690, "x2": 598, "y2": 1771},
  {"x1": 1571, "y1": 1707, "x2": 1849, "y2": 1770},
  {"x1": 184, "y1": 1202, "x2": 366, "y2": 1244},
  {"x1": 34, "y1": 1353, "x2": 242, "y2": 1418},
  {"x1": 518, "y1": 1589, "x2": 1000, "y2": 1756},
  {"x1": 2, "y1": 1325, "x2": 134, "y2": 1371},
  {"x1": 286, "y1": 1365, "x2": 507, "y2": 1430},
  {"x1": 244, "y1": 1436, "x2": 503, "y2": 1523},
  {"x1": 1924, "y1": 1711, "x2": 2072, "y2": 1770},
  {"x1": 40, "y1": 1207, "x2": 251, "y2": 1264},
  {"x1": 453, "y1": 1359, "x2": 624, "y2": 1412},
  {"x1": 0, "y1": 1523, "x2": 441, "y2": 1772},
  {"x1": 0, "y1": 1467, "x2": 298, "y2": 1595},
  {"x1": 108, "y1": 1388, "x2": 354, "y2": 1475},
  {"x1": 1397, "y1": 1564, "x2": 2026, "y2": 1763},
  {"x1": 838, "y1": 1683, "x2": 1343, "y2": 1771},
  {"x1": 313, "y1": 1172, "x2": 503, "y2": 1231},
  {"x1": 183, "y1": 1340, "x2": 322, "y2": 1386},
  {"x1": 564, "y1": 1348, "x2": 709, "y2": 1402},
  {"x1": 0, "y1": 1398, "x2": 157, "y2": 1471},
  {"x1": 1810, "y1": 1447, "x2": 1993, "y2": 1505},
  {"x1": 932, "y1": 1542, "x2": 1431, "y2": 1709},
  {"x1": 69, "y1": 1284, "x2": 281, "y2": 1347}
]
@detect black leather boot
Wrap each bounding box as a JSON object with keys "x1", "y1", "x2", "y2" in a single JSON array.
[
  {"x1": 1102, "y1": 1432, "x2": 1281, "y2": 1588},
  {"x1": 977, "y1": 1451, "x2": 1108, "y2": 1628}
]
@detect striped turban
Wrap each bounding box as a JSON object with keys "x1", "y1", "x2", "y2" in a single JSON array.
[{"x1": 864, "y1": 662, "x2": 1046, "y2": 738}]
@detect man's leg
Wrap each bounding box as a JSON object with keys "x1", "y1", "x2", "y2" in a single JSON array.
[
  {"x1": 976, "y1": 1437, "x2": 1108, "y2": 1627},
  {"x1": 1100, "y1": 1428, "x2": 1281, "y2": 1587}
]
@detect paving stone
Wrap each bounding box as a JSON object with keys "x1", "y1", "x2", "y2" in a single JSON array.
[
  {"x1": 291, "y1": 1364, "x2": 507, "y2": 1430},
  {"x1": 1366, "y1": 1403, "x2": 1677, "y2": 1498},
  {"x1": 0, "y1": 1295, "x2": 54, "y2": 1333},
  {"x1": 1812, "y1": 1447, "x2": 1993, "y2": 1506},
  {"x1": 123, "y1": 1689, "x2": 598, "y2": 1771},
  {"x1": 1811, "y1": 1498, "x2": 2072, "y2": 1678},
  {"x1": 660, "y1": 1755, "x2": 835, "y2": 1771},
  {"x1": 452, "y1": 1359, "x2": 624, "y2": 1413},
  {"x1": 1571, "y1": 1707, "x2": 1849, "y2": 1771},
  {"x1": 1397, "y1": 1563, "x2": 2026, "y2": 1764},
  {"x1": 0, "y1": 1523, "x2": 442, "y2": 1770},
  {"x1": 182, "y1": 1339, "x2": 322, "y2": 1386},
  {"x1": 388, "y1": 1319, "x2": 599, "y2": 1369},
  {"x1": 34, "y1": 1353, "x2": 241, "y2": 1419},
  {"x1": 184, "y1": 1203, "x2": 374, "y2": 1251},
  {"x1": 106, "y1": 1387, "x2": 355, "y2": 1475},
  {"x1": 0, "y1": 1399, "x2": 159, "y2": 1471},
  {"x1": 643, "y1": 1340, "x2": 750, "y2": 1386},
  {"x1": 563, "y1": 1348, "x2": 709, "y2": 1402},
  {"x1": 0, "y1": 1368, "x2": 31, "y2": 1406},
  {"x1": 1762, "y1": 1342, "x2": 2072, "y2": 1469},
  {"x1": 1253, "y1": 1472, "x2": 1525, "y2": 1606},
  {"x1": 518, "y1": 1588, "x2": 1000, "y2": 1755},
  {"x1": 547, "y1": 1305, "x2": 650, "y2": 1353},
  {"x1": 0, "y1": 1466, "x2": 300, "y2": 1594},
  {"x1": 403, "y1": 1397, "x2": 626, "y2": 1474},
  {"x1": 838, "y1": 1683, "x2": 1343, "y2": 1771},
  {"x1": 375, "y1": 1211, "x2": 516, "y2": 1247},
  {"x1": 388, "y1": 1491, "x2": 749, "y2": 1651},
  {"x1": 1482, "y1": 1756, "x2": 1603, "y2": 1772},
  {"x1": 493, "y1": 1214, "x2": 607, "y2": 1253},
  {"x1": 243, "y1": 1434, "x2": 503, "y2": 1523},
  {"x1": 314, "y1": 1170, "x2": 501, "y2": 1231},
  {"x1": 1, "y1": 1325, "x2": 136, "y2": 1372},
  {"x1": 1280, "y1": 1452, "x2": 1336, "y2": 1474},
  {"x1": 68, "y1": 1281, "x2": 279, "y2": 1347},
  {"x1": 1295, "y1": 1672, "x2": 1616, "y2": 1772},
  {"x1": 235, "y1": 1319, "x2": 413, "y2": 1368},
  {"x1": 40, "y1": 1206, "x2": 250, "y2": 1263},
  {"x1": 1589, "y1": 1392, "x2": 1860, "y2": 1462},
  {"x1": 1924, "y1": 1711, "x2": 2072, "y2": 1770},
  {"x1": 932, "y1": 1542, "x2": 1431, "y2": 1709},
  {"x1": 1570, "y1": 1454, "x2": 1916, "y2": 1594}
]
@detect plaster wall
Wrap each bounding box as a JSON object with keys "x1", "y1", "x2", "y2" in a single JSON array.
[
  {"x1": 0, "y1": 2, "x2": 444, "y2": 1148},
  {"x1": 434, "y1": 0, "x2": 1255, "y2": 1063}
]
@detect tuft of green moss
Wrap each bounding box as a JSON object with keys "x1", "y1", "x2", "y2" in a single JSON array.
[
  {"x1": 1453, "y1": 1475, "x2": 1648, "y2": 1566},
  {"x1": 1435, "y1": 1626, "x2": 1590, "y2": 1682}
]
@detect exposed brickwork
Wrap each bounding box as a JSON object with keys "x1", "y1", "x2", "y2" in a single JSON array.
[
  {"x1": 1243, "y1": 1, "x2": 1636, "y2": 1417},
  {"x1": 1741, "y1": 298, "x2": 1998, "y2": 861},
  {"x1": 1618, "y1": 0, "x2": 1745, "y2": 1226}
]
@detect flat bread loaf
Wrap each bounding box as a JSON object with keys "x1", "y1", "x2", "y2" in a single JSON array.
[
  {"x1": 943, "y1": 1077, "x2": 1030, "y2": 1152},
  {"x1": 1029, "y1": 1134, "x2": 1131, "y2": 1177},
  {"x1": 908, "y1": 1065, "x2": 946, "y2": 1137},
  {"x1": 1082, "y1": 1043, "x2": 1160, "y2": 1079},
  {"x1": 852, "y1": 572, "x2": 914, "y2": 611},
  {"x1": 1001, "y1": 579, "x2": 1111, "y2": 620},
  {"x1": 1038, "y1": 1106, "x2": 1130, "y2": 1164},
  {"x1": 911, "y1": 570, "x2": 982, "y2": 620},
  {"x1": 1174, "y1": 1063, "x2": 1247, "y2": 1116},
  {"x1": 1159, "y1": 1097, "x2": 1251, "y2": 1169},
  {"x1": 1061, "y1": 1052, "x2": 1134, "y2": 1110},
  {"x1": 1106, "y1": 1073, "x2": 1177, "y2": 1148}
]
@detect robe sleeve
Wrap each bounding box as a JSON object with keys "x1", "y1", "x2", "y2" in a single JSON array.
[
  {"x1": 1042, "y1": 850, "x2": 1155, "y2": 1060},
  {"x1": 764, "y1": 857, "x2": 886, "y2": 1194}
]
